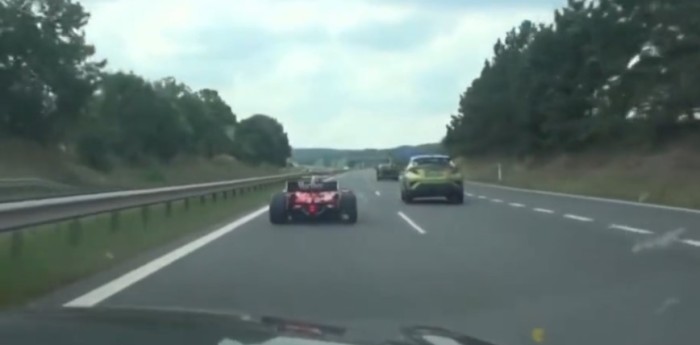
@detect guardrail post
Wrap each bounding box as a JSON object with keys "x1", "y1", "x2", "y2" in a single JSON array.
[
  {"x1": 231, "y1": 189, "x2": 237, "y2": 197},
  {"x1": 222, "y1": 190, "x2": 228, "y2": 200},
  {"x1": 184, "y1": 198, "x2": 190, "y2": 211},
  {"x1": 141, "y1": 206, "x2": 150, "y2": 228},
  {"x1": 200, "y1": 195, "x2": 206, "y2": 205},
  {"x1": 10, "y1": 231, "x2": 23, "y2": 258},
  {"x1": 110, "y1": 211, "x2": 120, "y2": 232},
  {"x1": 212, "y1": 192, "x2": 218, "y2": 202},
  {"x1": 68, "y1": 219, "x2": 82, "y2": 246},
  {"x1": 165, "y1": 201, "x2": 172, "y2": 217}
]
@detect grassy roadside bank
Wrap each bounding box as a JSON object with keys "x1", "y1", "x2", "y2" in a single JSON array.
[
  {"x1": 457, "y1": 146, "x2": 700, "y2": 209},
  {"x1": 0, "y1": 138, "x2": 284, "y2": 201},
  {"x1": 0, "y1": 183, "x2": 280, "y2": 308}
]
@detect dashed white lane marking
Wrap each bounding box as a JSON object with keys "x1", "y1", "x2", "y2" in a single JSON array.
[
  {"x1": 491, "y1": 199, "x2": 504, "y2": 203},
  {"x1": 478, "y1": 196, "x2": 487, "y2": 199},
  {"x1": 564, "y1": 214, "x2": 594, "y2": 222},
  {"x1": 397, "y1": 211, "x2": 427, "y2": 235},
  {"x1": 610, "y1": 224, "x2": 653, "y2": 235},
  {"x1": 534, "y1": 208, "x2": 555, "y2": 214},
  {"x1": 509, "y1": 203, "x2": 525, "y2": 208},
  {"x1": 465, "y1": 193, "x2": 474, "y2": 197},
  {"x1": 375, "y1": 190, "x2": 381, "y2": 196},
  {"x1": 64, "y1": 206, "x2": 269, "y2": 307},
  {"x1": 681, "y1": 239, "x2": 700, "y2": 247}
]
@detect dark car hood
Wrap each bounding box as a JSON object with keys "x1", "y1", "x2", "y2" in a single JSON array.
[{"x1": 0, "y1": 306, "x2": 499, "y2": 345}]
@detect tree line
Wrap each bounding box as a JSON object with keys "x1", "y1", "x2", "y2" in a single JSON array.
[
  {"x1": 443, "y1": 0, "x2": 700, "y2": 157},
  {"x1": 0, "y1": 0, "x2": 291, "y2": 170}
]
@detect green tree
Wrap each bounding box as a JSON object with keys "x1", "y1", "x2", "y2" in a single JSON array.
[
  {"x1": 444, "y1": 0, "x2": 700, "y2": 157},
  {"x1": 235, "y1": 114, "x2": 291, "y2": 166},
  {"x1": 0, "y1": 0, "x2": 104, "y2": 143}
]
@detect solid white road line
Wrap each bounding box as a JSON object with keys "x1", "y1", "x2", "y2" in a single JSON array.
[
  {"x1": 64, "y1": 206, "x2": 269, "y2": 308},
  {"x1": 564, "y1": 214, "x2": 594, "y2": 222},
  {"x1": 375, "y1": 191, "x2": 381, "y2": 196},
  {"x1": 397, "y1": 211, "x2": 427, "y2": 235},
  {"x1": 609, "y1": 224, "x2": 653, "y2": 235},
  {"x1": 681, "y1": 239, "x2": 700, "y2": 247},
  {"x1": 534, "y1": 208, "x2": 555, "y2": 214},
  {"x1": 509, "y1": 203, "x2": 525, "y2": 208},
  {"x1": 491, "y1": 199, "x2": 504, "y2": 203}
]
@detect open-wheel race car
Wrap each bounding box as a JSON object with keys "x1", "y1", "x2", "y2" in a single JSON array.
[{"x1": 269, "y1": 176, "x2": 358, "y2": 224}]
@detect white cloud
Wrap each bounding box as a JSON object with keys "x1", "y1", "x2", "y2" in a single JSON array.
[{"x1": 81, "y1": 0, "x2": 561, "y2": 149}]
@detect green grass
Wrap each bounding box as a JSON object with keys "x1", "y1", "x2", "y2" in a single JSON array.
[
  {"x1": 0, "y1": 138, "x2": 282, "y2": 201},
  {"x1": 459, "y1": 156, "x2": 700, "y2": 209},
  {"x1": 0, "y1": 183, "x2": 280, "y2": 308}
]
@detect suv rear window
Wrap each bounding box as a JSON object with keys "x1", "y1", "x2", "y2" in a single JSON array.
[{"x1": 412, "y1": 157, "x2": 451, "y2": 166}]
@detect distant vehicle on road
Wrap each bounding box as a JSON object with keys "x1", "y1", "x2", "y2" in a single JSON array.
[
  {"x1": 269, "y1": 175, "x2": 358, "y2": 224},
  {"x1": 400, "y1": 154, "x2": 464, "y2": 204},
  {"x1": 375, "y1": 163, "x2": 400, "y2": 180}
]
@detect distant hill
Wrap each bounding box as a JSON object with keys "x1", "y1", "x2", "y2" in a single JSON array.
[{"x1": 292, "y1": 143, "x2": 445, "y2": 167}]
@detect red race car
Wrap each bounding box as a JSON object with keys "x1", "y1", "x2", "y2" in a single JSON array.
[{"x1": 269, "y1": 176, "x2": 357, "y2": 224}]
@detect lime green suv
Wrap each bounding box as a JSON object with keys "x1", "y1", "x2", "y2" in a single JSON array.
[{"x1": 399, "y1": 155, "x2": 464, "y2": 204}]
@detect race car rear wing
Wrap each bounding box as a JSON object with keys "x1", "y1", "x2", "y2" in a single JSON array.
[{"x1": 286, "y1": 180, "x2": 338, "y2": 192}]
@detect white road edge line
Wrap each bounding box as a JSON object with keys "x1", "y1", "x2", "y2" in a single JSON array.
[
  {"x1": 509, "y1": 203, "x2": 525, "y2": 208},
  {"x1": 63, "y1": 206, "x2": 269, "y2": 308},
  {"x1": 534, "y1": 208, "x2": 554, "y2": 214},
  {"x1": 564, "y1": 214, "x2": 594, "y2": 222},
  {"x1": 609, "y1": 224, "x2": 653, "y2": 235},
  {"x1": 397, "y1": 211, "x2": 427, "y2": 235},
  {"x1": 491, "y1": 199, "x2": 504, "y2": 203},
  {"x1": 375, "y1": 190, "x2": 381, "y2": 196}
]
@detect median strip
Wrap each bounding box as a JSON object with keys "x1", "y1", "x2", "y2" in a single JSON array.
[{"x1": 0, "y1": 181, "x2": 280, "y2": 309}]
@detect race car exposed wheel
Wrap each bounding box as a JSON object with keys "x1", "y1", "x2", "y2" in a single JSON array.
[
  {"x1": 340, "y1": 193, "x2": 357, "y2": 224},
  {"x1": 269, "y1": 192, "x2": 288, "y2": 224}
]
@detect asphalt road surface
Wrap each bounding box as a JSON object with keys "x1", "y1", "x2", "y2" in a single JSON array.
[{"x1": 43, "y1": 170, "x2": 700, "y2": 345}]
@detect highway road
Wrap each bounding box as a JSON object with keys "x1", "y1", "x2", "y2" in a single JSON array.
[{"x1": 39, "y1": 169, "x2": 700, "y2": 345}]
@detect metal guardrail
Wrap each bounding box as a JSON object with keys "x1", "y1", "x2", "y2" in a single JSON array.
[{"x1": 0, "y1": 172, "x2": 310, "y2": 233}]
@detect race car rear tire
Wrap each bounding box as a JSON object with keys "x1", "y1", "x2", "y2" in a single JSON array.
[
  {"x1": 269, "y1": 192, "x2": 288, "y2": 224},
  {"x1": 340, "y1": 193, "x2": 358, "y2": 224}
]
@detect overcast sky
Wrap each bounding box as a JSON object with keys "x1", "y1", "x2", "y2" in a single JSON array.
[{"x1": 82, "y1": 0, "x2": 564, "y2": 149}]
